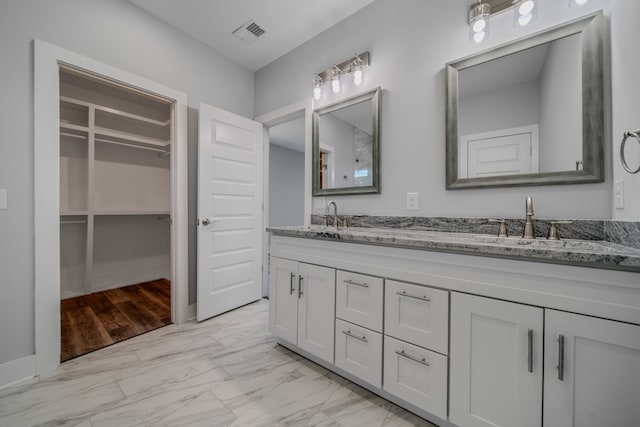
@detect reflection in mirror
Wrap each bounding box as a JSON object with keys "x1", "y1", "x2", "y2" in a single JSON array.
[
  {"x1": 446, "y1": 13, "x2": 604, "y2": 189},
  {"x1": 313, "y1": 87, "x2": 380, "y2": 196}
]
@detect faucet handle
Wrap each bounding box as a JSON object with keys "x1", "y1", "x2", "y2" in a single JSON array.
[
  {"x1": 488, "y1": 219, "x2": 509, "y2": 237},
  {"x1": 547, "y1": 220, "x2": 573, "y2": 240}
]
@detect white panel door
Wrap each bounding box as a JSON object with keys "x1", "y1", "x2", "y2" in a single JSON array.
[
  {"x1": 459, "y1": 125, "x2": 539, "y2": 178},
  {"x1": 197, "y1": 103, "x2": 263, "y2": 321},
  {"x1": 297, "y1": 263, "x2": 336, "y2": 364},
  {"x1": 544, "y1": 310, "x2": 640, "y2": 427},
  {"x1": 450, "y1": 292, "x2": 543, "y2": 427},
  {"x1": 269, "y1": 256, "x2": 299, "y2": 344}
]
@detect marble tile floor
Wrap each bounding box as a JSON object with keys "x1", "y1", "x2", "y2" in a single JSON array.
[{"x1": 0, "y1": 299, "x2": 437, "y2": 427}]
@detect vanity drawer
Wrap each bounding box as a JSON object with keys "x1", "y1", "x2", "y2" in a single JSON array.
[
  {"x1": 336, "y1": 270, "x2": 384, "y2": 332},
  {"x1": 335, "y1": 319, "x2": 382, "y2": 388},
  {"x1": 384, "y1": 280, "x2": 449, "y2": 354},
  {"x1": 383, "y1": 335, "x2": 448, "y2": 420}
]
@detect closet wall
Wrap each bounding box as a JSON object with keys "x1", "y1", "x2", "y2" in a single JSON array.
[{"x1": 59, "y1": 68, "x2": 172, "y2": 298}]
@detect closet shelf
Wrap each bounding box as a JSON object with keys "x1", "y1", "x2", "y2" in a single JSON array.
[
  {"x1": 61, "y1": 96, "x2": 170, "y2": 127},
  {"x1": 95, "y1": 126, "x2": 170, "y2": 148},
  {"x1": 94, "y1": 211, "x2": 170, "y2": 216}
]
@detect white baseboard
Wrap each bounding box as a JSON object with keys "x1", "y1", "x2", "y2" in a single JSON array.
[{"x1": 0, "y1": 355, "x2": 36, "y2": 389}]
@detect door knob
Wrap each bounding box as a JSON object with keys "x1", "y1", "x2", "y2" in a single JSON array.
[{"x1": 199, "y1": 218, "x2": 218, "y2": 226}]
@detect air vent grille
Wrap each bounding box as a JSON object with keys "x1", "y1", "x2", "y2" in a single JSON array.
[{"x1": 232, "y1": 20, "x2": 267, "y2": 44}]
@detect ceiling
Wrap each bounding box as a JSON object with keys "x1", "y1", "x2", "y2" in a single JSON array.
[
  {"x1": 129, "y1": 0, "x2": 376, "y2": 71},
  {"x1": 269, "y1": 116, "x2": 305, "y2": 152}
]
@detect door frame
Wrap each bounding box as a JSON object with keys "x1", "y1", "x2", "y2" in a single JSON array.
[
  {"x1": 34, "y1": 40, "x2": 189, "y2": 376},
  {"x1": 255, "y1": 99, "x2": 313, "y2": 297}
]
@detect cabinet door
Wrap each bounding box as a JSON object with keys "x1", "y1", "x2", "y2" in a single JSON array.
[
  {"x1": 544, "y1": 310, "x2": 640, "y2": 427},
  {"x1": 384, "y1": 280, "x2": 449, "y2": 354},
  {"x1": 450, "y1": 293, "x2": 543, "y2": 427},
  {"x1": 383, "y1": 335, "x2": 448, "y2": 420},
  {"x1": 336, "y1": 270, "x2": 384, "y2": 332},
  {"x1": 297, "y1": 263, "x2": 336, "y2": 364},
  {"x1": 268, "y1": 257, "x2": 299, "y2": 344},
  {"x1": 335, "y1": 319, "x2": 383, "y2": 388}
]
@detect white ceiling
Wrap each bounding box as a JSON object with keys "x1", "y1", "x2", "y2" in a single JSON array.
[{"x1": 129, "y1": 0, "x2": 376, "y2": 71}]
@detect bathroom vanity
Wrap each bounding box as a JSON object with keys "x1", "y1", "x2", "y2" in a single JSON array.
[{"x1": 267, "y1": 225, "x2": 640, "y2": 427}]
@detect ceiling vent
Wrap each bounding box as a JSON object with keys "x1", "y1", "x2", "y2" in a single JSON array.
[{"x1": 232, "y1": 20, "x2": 267, "y2": 44}]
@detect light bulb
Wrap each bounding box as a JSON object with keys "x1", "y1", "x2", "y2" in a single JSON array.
[
  {"x1": 518, "y1": 13, "x2": 533, "y2": 26},
  {"x1": 569, "y1": 0, "x2": 588, "y2": 7},
  {"x1": 518, "y1": 0, "x2": 534, "y2": 15},
  {"x1": 472, "y1": 18, "x2": 486, "y2": 33},
  {"x1": 473, "y1": 31, "x2": 487, "y2": 44},
  {"x1": 313, "y1": 86, "x2": 322, "y2": 100},
  {"x1": 353, "y1": 69, "x2": 363, "y2": 86},
  {"x1": 331, "y1": 77, "x2": 341, "y2": 93}
]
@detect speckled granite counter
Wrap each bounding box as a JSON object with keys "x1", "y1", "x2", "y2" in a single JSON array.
[{"x1": 267, "y1": 225, "x2": 640, "y2": 272}]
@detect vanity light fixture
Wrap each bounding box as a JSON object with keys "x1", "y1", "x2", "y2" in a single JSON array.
[
  {"x1": 469, "y1": 0, "x2": 490, "y2": 44},
  {"x1": 330, "y1": 66, "x2": 342, "y2": 94},
  {"x1": 311, "y1": 52, "x2": 370, "y2": 100},
  {"x1": 513, "y1": 0, "x2": 537, "y2": 27},
  {"x1": 351, "y1": 55, "x2": 364, "y2": 86},
  {"x1": 569, "y1": 0, "x2": 589, "y2": 7},
  {"x1": 313, "y1": 74, "x2": 323, "y2": 100}
]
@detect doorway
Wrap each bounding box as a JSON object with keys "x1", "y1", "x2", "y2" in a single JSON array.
[
  {"x1": 34, "y1": 40, "x2": 189, "y2": 376},
  {"x1": 58, "y1": 67, "x2": 176, "y2": 360}
]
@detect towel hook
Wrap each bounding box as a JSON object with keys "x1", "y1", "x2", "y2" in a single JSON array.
[{"x1": 620, "y1": 129, "x2": 640, "y2": 174}]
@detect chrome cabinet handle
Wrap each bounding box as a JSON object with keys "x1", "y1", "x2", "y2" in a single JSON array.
[
  {"x1": 395, "y1": 349, "x2": 430, "y2": 366},
  {"x1": 342, "y1": 330, "x2": 368, "y2": 342},
  {"x1": 396, "y1": 290, "x2": 430, "y2": 302},
  {"x1": 557, "y1": 335, "x2": 565, "y2": 381},
  {"x1": 344, "y1": 279, "x2": 369, "y2": 288},
  {"x1": 289, "y1": 273, "x2": 295, "y2": 295},
  {"x1": 298, "y1": 275, "x2": 303, "y2": 299},
  {"x1": 528, "y1": 329, "x2": 534, "y2": 373}
]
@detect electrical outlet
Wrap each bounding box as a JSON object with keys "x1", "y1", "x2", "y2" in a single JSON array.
[
  {"x1": 615, "y1": 180, "x2": 624, "y2": 209},
  {"x1": 0, "y1": 189, "x2": 6, "y2": 210},
  {"x1": 406, "y1": 192, "x2": 419, "y2": 210}
]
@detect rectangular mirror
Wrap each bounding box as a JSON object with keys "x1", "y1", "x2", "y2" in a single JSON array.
[
  {"x1": 313, "y1": 87, "x2": 381, "y2": 196},
  {"x1": 446, "y1": 12, "x2": 604, "y2": 189}
]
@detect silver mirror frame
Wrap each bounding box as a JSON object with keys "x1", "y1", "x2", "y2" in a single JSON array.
[
  {"x1": 446, "y1": 12, "x2": 605, "y2": 189},
  {"x1": 312, "y1": 87, "x2": 381, "y2": 196}
]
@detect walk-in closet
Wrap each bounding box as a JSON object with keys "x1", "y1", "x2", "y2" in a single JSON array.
[{"x1": 59, "y1": 67, "x2": 174, "y2": 360}]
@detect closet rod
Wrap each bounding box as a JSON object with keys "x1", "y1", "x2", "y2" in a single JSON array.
[
  {"x1": 61, "y1": 132, "x2": 87, "y2": 140},
  {"x1": 95, "y1": 137, "x2": 169, "y2": 155},
  {"x1": 60, "y1": 220, "x2": 87, "y2": 224}
]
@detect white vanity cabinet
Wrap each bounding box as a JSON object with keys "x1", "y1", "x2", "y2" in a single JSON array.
[
  {"x1": 543, "y1": 310, "x2": 640, "y2": 427},
  {"x1": 268, "y1": 234, "x2": 640, "y2": 427},
  {"x1": 449, "y1": 293, "x2": 544, "y2": 427},
  {"x1": 450, "y1": 292, "x2": 640, "y2": 427},
  {"x1": 269, "y1": 256, "x2": 336, "y2": 364}
]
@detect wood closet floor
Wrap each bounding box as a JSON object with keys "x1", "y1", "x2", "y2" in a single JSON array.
[{"x1": 60, "y1": 279, "x2": 171, "y2": 362}]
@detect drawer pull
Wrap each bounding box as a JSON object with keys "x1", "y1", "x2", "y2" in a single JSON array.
[
  {"x1": 344, "y1": 279, "x2": 369, "y2": 288},
  {"x1": 289, "y1": 273, "x2": 295, "y2": 295},
  {"x1": 395, "y1": 349, "x2": 430, "y2": 366},
  {"x1": 528, "y1": 329, "x2": 534, "y2": 373},
  {"x1": 396, "y1": 290, "x2": 431, "y2": 302},
  {"x1": 342, "y1": 330, "x2": 368, "y2": 343}
]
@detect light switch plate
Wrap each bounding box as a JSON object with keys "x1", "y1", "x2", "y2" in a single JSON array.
[
  {"x1": 615, "y1": 180, "x2": 624, "y2": 209},
  {"x1": 406, "y1": 192, "x2": 419, "y2": 210},
  {"x1": 0, "y1": 189, "x2": 6, "y2": 210}
]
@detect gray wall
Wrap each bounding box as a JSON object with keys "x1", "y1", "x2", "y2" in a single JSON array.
[
  {"x1": 611, "y1": 0, "x2": 640, "y2": 220},
  {"x1": 269, "y1": 145, "x2": 305, "y2": 227},
  {"x1": 255, "y1": 0, "x2": 613, "y2": 220},
  {"x1": 320, "y1": 114, "x2": 357, "y2": 188},
  {"x1": 539, "y1": 35, "x2": 582, "y2": 173},
  {"x1": 0, "y1": 0, "x2": 254, "y2": 365}
]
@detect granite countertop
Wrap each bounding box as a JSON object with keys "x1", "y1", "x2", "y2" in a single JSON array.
[{"x1": 267, "y1": 225, "x2": 640, "y2": 272}]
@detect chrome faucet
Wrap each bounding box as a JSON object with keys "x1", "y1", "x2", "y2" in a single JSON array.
[
  {"x1": 326, "y1": 200, "x2": 338, "y2": 228},
  {"x1": 523, "y1": 196, "x2": 535, "y2": 239}
]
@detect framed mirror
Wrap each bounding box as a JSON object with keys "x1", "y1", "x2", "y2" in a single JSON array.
[
  {"x1": 446, "y1": 12, "x2": 604, "y2": 189},
  {"x1": 313, "y1": 87, "x2": 381, "y2": 196}
]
